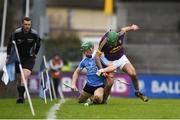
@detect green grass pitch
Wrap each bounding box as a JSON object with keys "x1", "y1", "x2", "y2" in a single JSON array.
[
  {"x1": 0, "y1": 98, "x2": 58, "y2": 119},
  {"x1": 0, "y1": 97, "x2": 180, "y2": 119},
  {"x1": 56, "y1": 97, "x2": 180, "y2": 119}
]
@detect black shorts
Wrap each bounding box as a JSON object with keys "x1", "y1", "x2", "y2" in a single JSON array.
[
  {"x1": 83, "y1": 84, "x2": 104, "y2": 95},
  {"x1": 16, "y1": 57, "x2": 35, "y2": 73}
]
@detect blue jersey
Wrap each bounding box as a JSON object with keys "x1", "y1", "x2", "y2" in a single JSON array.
[{"x1": 79, "y1": 53, "x2": 105, "y2": 87}]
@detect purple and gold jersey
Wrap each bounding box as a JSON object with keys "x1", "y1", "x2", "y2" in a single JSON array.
[{"x1": 98, "y1": 32, "x2": 125, "y2": 61}]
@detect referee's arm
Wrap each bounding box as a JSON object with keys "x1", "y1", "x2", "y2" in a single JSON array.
[{"x1": 34, "y1": 36, "x2": 41, "y2": 55}]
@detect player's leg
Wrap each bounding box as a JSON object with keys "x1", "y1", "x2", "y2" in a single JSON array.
[
  {"x1": 97, "y1": 57, "x2": 115, "y2": 103},
  {"x1": 78, "y1": 84, "x2": 93, "y2": 103},
  {"x1": 122, "y1": 62, "x2": 148, "y2": 102},
  {"x1": 16, "y1": 57, "x2": 34, "y2": 103},
  {"x1": 15, "y1": 62, "x2": 25, "y2": 103},
  {"x1": 16, "y1": 68, "x2": 31, "y2": 103},
  {"x1": 122, "y1": 63, "x2": 138, "y2": 90},
  {"x1": 16, "y1": 73, "x2": 25, "y2": 103},
  {"x1": 93, "y1": 87, "x2": 104, "y2": 104},
  {"x1": 102, "y1": 72, "x2": 114, "y2": 104},
  {"x1": 78, "y1": 91, "x2": 92, "y2": 103}
]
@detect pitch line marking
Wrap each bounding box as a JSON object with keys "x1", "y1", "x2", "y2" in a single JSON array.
[{"x1": 46, "y1": 99, "x2": 66, "y2": 119}]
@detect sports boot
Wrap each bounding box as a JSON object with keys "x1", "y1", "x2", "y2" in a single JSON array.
[
  {"x1": 16, "y1": 86, "x2": 25, "y2": 104},
  {"x1": 135, "y1": 91, "x2": 149, "y2": 102}
]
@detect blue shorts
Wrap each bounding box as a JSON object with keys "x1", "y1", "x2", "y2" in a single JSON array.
[{"x1": 83, "y1": 84, "x2": 104, "y2": 95}]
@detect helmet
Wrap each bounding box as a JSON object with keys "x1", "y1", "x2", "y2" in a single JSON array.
[
  {"x1": 107, "y1": 31, "x2": 118, "y2": 45},
  {"x1": 81, "y1": 42, "x2": 94, "y2": 52}
]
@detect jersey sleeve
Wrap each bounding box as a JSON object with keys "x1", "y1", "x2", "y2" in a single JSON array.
[
  {"x1": 34, "y1": 35, "x2": 41, "y2": 55},
  {"x1": 100, "y1": 55, "x2": 110, "y2": 66},
  {"x1": 98, "y1": 32, "x2": 109, "y2": 54},
  {"x1": 79, "y1": 59, "x2": 85, "y2": 70}
]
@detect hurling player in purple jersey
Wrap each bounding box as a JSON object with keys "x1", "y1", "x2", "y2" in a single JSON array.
[{"x1": 96, "y1": 24, "x2": 148, "y2": 102}]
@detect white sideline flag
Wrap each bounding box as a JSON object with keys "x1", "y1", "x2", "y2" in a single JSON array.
[
  {"x1": 2, "y1": 65, "x2": 9, "y2": 85},
  {"x1": 1, "y1": 47, "x2": 16, "y2": 85},
  {"x1": 1, "y1": 62, "x2": 15, "y2": 85}
]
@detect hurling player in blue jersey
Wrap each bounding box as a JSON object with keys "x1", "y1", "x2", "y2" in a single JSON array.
[{"x1": 71, "y1": 42, "x2": 107, "y2": 104}]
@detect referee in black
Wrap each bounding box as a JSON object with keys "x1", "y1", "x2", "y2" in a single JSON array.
[{"x1": 6, "y1": 17, "x2": 41, "y2": 103}]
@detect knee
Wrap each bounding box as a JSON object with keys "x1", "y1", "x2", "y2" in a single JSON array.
[
  {"x1": 129, "y1": 70, "x2": 137, "y2": 78},
  {"x1": 93, "y1": 95, "x2": 102, "y2": 104}
]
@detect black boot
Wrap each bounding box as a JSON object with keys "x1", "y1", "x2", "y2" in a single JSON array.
[
  {"x1": 135, "y1": 91, "x2": 149, "y2": 102},
  {"x1": 16, "y1": 86, "x2": 25, "y2": 104}
]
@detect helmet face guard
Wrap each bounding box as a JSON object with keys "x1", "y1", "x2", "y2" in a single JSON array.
[
  {"x1": 81, "y1": 42, "x2": 94, "y2": 52},
  {"x1": 107, "y1": 31, "x2": 118, "y2": 45}
]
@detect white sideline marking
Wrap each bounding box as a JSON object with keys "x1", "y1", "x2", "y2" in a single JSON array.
[{"x1": 47, "y1": 99, "x2": 66, "y2": 119}]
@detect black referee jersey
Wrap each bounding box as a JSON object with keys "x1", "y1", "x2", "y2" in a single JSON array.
[{"x1": 7, "y1": 27, "x2": 41, "y2": 58}]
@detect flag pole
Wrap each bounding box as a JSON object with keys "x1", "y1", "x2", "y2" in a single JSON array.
[
  {"x1": 41, "y1": 72, "x2": 47, "y2": 104},
  {"x1": 50, "y1": 78, "x2": 57, "y2": 100},
  {"x1": 25, "y1": 0, "x2": 30, "y2": 17},
  {"x1": 1, "y1": 0, "x2": 8, "y2": 49},
  {"x1": 12, "y1": 41, "x2": 35, "y2": 116},
  {"x1": 43, "y1": 56, "x2": 53, "y2": 101}
]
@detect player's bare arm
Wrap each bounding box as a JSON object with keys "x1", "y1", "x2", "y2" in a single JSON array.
[
  {"x1": 95, "y1": 50, "x2": 103, "y2": 69},
  {"x1": 71, "y1": 67, "x2": 81, "y2": 91},
  {"x1": 118, "y1": 24, "x2": 139, "y2": 35}
]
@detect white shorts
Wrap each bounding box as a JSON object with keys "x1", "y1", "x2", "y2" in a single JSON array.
[{"x1": 101, "y1": 55, "x2": 130, "y2": 70}]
